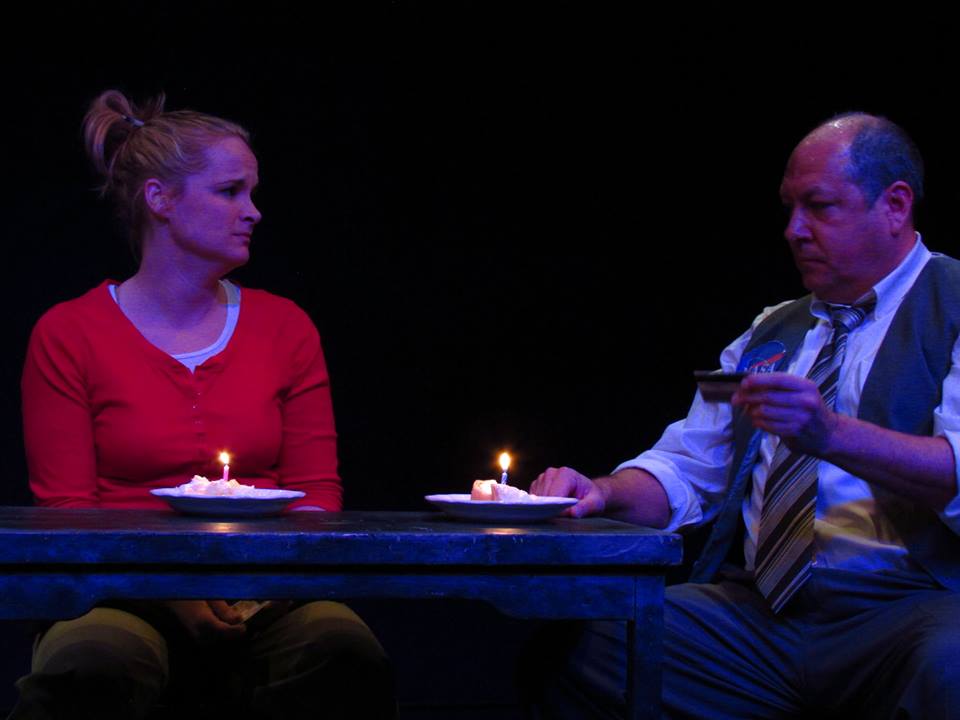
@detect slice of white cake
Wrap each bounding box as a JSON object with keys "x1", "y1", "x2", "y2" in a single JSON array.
[
  {"x1": 178, "y1": 475, "x2": 259, "y2": 497},
  {"x1": 470, "y1": 479, "x2": 537, "y2": 503}
]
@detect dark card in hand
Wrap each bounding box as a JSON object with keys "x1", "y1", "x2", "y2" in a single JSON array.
[{"x1": 694, "y1": 371, "x2": 747, "y2": 403}]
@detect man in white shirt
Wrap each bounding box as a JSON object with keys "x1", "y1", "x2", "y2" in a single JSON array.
[{"x1": 530, "y1": 113, "x2": 960, "y2": 718}]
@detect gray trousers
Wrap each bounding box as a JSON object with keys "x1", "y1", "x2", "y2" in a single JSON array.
[
  {"x1": 7, "y1": 601, "x2": 395, "y2": 720},
  {"x1": 527, "y1": 567, "x2": 960, "y2": 719}
]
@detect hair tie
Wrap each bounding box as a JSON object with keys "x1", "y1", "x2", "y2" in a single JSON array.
[{"x1": 122, "y1": 114, "x2": 145, "y2": 128}]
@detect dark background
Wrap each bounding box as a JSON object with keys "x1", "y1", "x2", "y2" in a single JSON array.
[{"x1": 5, "y1": 5, "x2": 960, "y2": 509}]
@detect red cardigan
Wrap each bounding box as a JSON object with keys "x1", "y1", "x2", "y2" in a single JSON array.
[{"x1": 21, "y1": 281, "x2": 342, "y2": 511}]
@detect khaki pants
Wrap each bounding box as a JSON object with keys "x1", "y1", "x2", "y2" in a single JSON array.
[{"x1": 7, "y1": 601, "x2": 395, "y2": 720}]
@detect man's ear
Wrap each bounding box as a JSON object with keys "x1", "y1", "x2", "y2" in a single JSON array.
[
  {"x1": 882, "y1": 180, "x2": 914, "y2": 234},
  {"x1": 143, "y1": 178, "x2": 174, "y2": 219}
]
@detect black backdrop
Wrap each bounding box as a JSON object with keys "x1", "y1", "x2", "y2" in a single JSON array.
[{"x1": 5, "y1": 6, "x2": 960, "y2": 509}]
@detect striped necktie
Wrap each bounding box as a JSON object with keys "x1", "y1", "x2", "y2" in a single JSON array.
[{"x1": 754, "y1": 297, "x2": 874, "y2": 612}]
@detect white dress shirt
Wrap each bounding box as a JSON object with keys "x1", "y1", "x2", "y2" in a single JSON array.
[{"x1": 617, "y1": 238, "x2": 960, "y2": 575}]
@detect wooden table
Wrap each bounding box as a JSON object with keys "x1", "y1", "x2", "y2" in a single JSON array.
[{"x1": 0, "y1": 507, "x2": 681, "y2": 719}]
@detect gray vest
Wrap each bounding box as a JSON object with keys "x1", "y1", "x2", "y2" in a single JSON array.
[{"x1": 689, "y1": 255, "x2": 960, "y2": 589}]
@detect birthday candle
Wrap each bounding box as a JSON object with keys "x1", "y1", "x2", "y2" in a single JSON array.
[{"x1": 498, "y1": 452, "x2": 511, "y2": 484}]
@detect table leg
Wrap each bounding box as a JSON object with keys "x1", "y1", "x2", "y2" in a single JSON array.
[{"x1": 627, "y1": 575, "x2": 664, "y2": 720}]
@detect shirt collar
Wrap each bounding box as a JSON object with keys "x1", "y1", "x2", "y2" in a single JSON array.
[{"x1": 810, "y1": 232, "x2": 930, "y2": 322}]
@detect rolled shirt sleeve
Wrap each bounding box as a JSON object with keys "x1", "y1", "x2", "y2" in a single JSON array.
[{"x1": 934, "y1": 333, "x2": 960, "y2": 534}]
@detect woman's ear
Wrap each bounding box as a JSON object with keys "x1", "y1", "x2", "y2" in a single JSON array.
[{"x1": 143, "y1": 178, "x2": 173, "y2": 218}]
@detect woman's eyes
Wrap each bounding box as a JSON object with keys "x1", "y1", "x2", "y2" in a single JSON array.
[{"x1": 216, "y1": 183, "x2": 258, "y2": 198}]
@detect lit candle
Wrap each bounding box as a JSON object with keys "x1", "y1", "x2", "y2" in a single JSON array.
[
  {"x1": 219, "y1": 451, "x2": 231, "y2": 482},
  {"x1": 498, "y1": 452, "x2": 511, "y2": 484}
]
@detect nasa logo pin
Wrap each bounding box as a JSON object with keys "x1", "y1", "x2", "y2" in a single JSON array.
[{"x1": 737, "y1": 341, "x2": 787, "y2": 374}]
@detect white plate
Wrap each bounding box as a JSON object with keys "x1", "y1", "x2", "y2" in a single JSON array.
[
  {"x1": 425, "y1": 493, "x2": 577, "y2": 523},
  {"x1": 150, "y1": 488, "x2": 305, "y2": 517}
]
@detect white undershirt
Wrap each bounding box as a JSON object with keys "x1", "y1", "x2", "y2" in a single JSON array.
[{"x1": 109, "y1": 279, "x2": 241, "y2": 372}]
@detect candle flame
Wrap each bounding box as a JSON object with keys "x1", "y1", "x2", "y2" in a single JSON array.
[
  {"x1": 498, "y1": 452, "x2": 511, "y2": 472},
  {"x1": 219, "y1": 451, "x2": 231, "y2": 465}
]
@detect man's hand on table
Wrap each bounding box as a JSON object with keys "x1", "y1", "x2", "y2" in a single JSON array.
[
  {"x1": 532, "y1": 467, "x2": 671, "y2": 527},
  {"x1": 165, "y1": 600, "x2": 247, "y2": 644},
  {"x1": 532, "y1": 467, "x2": 608, "y2": 518}
]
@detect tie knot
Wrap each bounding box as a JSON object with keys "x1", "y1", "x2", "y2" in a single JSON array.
[{"x1": 828, "y1": 295, "x2": 875, "y2": 334}]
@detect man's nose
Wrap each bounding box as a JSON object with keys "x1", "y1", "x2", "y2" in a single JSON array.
[{"x1": 784, "y1": 207, "x2": 811, "y2": 242}]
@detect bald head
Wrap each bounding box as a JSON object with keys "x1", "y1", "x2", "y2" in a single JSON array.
[
  {"x1": 780, "y1": 113, "x2": 920, "y2": 303},
  {"x1": 797, "y1": 113, "x2": 924, "y2": 210}
]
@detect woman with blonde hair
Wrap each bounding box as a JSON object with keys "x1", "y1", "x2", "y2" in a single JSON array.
[{"x1": 12, "y1": 90, "x2": 395, "y2": 719}]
